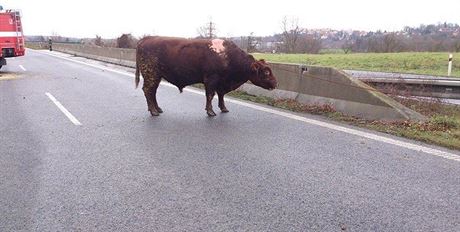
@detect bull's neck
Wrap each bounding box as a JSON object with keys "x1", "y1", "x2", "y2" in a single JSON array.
[{"x1": 229, "y1": 55, "x2": 254, "y2": 79}]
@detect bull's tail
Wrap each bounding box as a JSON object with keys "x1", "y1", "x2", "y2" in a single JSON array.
[
  {"x1": 135, "y1": 46, "x2": 140, "y2": 89},
  {"x1": 135, "y1": 62, "x2": 140, "y2": 89}
]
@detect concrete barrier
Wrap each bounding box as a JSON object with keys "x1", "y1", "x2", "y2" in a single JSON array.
[
  {"x1": 37, "y1": 42, "x2": 425, "y2": 121},
  {"x1": 241, "y1": 64, "x2": 426, "y2": 120},
  {"x1": 52, "y1": 43, "x2": 136, "y2": 67}
]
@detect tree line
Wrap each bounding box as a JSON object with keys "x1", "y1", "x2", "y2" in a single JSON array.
[
  {"x1": 341, "y1": 24, "x2": 460, "y2": 53},
  {"x1": 26, "y1": 20, "x2": 460, "y2": 54}
]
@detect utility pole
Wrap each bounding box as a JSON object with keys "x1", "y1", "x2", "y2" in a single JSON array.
[
  {"x1": 208, "y1": 21, "x2": 213, "y2": 39},
  {"x1": 247, "y1": 32, "x2": 255, "y2": 53},
  {"x1": 207, "y1": 21, "x2": 215, "y2": 39},
  {"x1": 197, "y1": 19, "x2": 216, "y2": 39}
]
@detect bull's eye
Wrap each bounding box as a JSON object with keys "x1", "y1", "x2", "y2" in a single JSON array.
[{"x1": 264, "y1": 71, "x2": 270, "y2": 76}]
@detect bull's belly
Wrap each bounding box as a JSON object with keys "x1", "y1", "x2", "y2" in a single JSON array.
[{"x1": 163, "y1": 73, "x2": 203, "y2": 89}]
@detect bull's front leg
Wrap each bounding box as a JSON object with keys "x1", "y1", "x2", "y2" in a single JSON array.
[
  {"x1": 217, "y1": 92, "x2": 229, "y2": 113},
  {"x1": 204, "y1": 85, "x2": 217, "y2": 117}
]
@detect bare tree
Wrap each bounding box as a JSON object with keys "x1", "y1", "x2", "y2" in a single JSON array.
[
  {"x1": 296, "y1": 34, "x2": 322, "y2": 54},
  {"x1": 453, "y1": 39, "x2": 460, "y2": 52},
  {"x1": 351, "y1": 37, "x2": 367, "y2": 53},
  {"x1": 140, "y1": 33, "x2": 154, "y2": 39},
  {"x1": 94, "y1": 35, "x2": 104, "y2": 46},
  {"x1": 304, "y1": 35, "x2": 322, "y2": 54},
  {"x1": 50, "y1": 31, "x2": 63, "y2": 43},
  {"x1": 238, "y1": 36, "x2": 249, "y2": 51},
  {"x1": 196, "y1": 26, "x2": 208, "y2": 39},
  {"x1": 197, "y1": 20, "x2": 217, "y2": 39},
  {"x1": 116, "y1": 33, "x2": 136, "y2": 48},
  {"x1": 281, "y1": 16, "x2": 303, "y2": 53},
  {"x1": 367, "y1": 36, "x2": 382, "y2": 53},
  {"x1": 341, "y1": 39, "x2": 353, "y2": 54},
  {"x1": 247, "y1": 32, "x2": 257, "y2": 53},
  {"x1": 382, "y1": 33, "x2": 399, "y2": 52}
]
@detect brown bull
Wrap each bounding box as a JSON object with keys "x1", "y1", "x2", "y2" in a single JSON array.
[{"x1": 135, "y1": 36, "x2": 277, "y2": 116}]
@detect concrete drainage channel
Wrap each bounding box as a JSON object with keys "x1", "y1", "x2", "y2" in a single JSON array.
[{"x1": 43, "y1": 43, "x2": 425, "y2": 121}]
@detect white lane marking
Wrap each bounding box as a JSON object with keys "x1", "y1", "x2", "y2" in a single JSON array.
[
  {"x1": 0, "y1": 31, "x2": 23, "y2": 37},
  {"x1": 45, "y1": 92, "x2": 82, "y2": 126},
  {"x1": 225, "y1": 98, "x2": 460, "y2": 162},
  {"x1": 19, "y1": 65, "x2": 26, "y2": 71},
  {"x1": 33, "y1": 49, "x2": 460, "y2": 161},
  {"x1": 178, "y1": 86, "x2": 460, "y2": 161}
]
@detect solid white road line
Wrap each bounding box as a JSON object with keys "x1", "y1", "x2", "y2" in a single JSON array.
[
  {"x1": 34, "y1": 50, "x2": 460, "y2": 162},
  {"x1": 19, "y1": 65, "x2": 26, "y2": 71},
  {"x1": 45, "y1": 92, "x2": 82, "y2": 126}
]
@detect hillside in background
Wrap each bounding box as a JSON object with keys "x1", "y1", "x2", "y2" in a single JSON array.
[{"x1": 26, "y1": 22, "x2": 460, "y2": 54}]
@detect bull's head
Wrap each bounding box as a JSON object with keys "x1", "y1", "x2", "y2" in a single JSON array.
[{"x1": 249, "y1": 59, "x2": 277, "y2": 90}]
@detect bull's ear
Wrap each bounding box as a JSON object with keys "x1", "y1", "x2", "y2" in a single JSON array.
[
  {"x1": 251, "y1": 62, "x2": 261, "y2": 72},
  {"x1": 259, "y1": 59, "x2": 266, "y2": 64}
]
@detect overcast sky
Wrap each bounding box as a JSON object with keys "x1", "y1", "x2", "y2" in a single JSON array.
[{"x1": 4, "y1": 0, "x2": 460, "y2": 38}]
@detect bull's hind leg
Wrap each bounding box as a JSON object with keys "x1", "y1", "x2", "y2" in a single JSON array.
[
  {"x1": 141, "y1": 65, "x2": 163, "y2": 116},
  {"x1": 203, "y1": 87, "x2": 216, "y2": 117},
  {"x1": 142, "y1": 81, "x2": 161, "y2": 116},
  {"x1": 204, "y1": 79, "x2": 218, "y2": 117},
  {"x1": 205, "y1": 90, "x2": 216, "y2": 117}
]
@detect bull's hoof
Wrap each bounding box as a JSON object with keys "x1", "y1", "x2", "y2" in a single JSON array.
[
  {"x1": 206, "y1": 109, "x2": 217, "y2": 117},
  {"x1": 156, "y1": 107, "x2": 163, "y2": 113},
  {"x1": 150, "y1": 110, "x2": 160, "y2": 116},
  {"x1": 220, "y1": 108, "x2": 229, "y2": 113}
]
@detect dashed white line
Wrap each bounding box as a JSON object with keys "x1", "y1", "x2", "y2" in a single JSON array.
[
  {"x1": 19, "y1": 65, "x2": 26, "y2": 71},
  {"x1": 34, "y1": 50, "x2": 460, "y2": 162},
  {"x1": 45, "y1": 92, "x2": 82, "y2": 126}
]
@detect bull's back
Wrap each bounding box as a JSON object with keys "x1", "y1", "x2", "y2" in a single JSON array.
[
  {"x1": 138, "y1": 37, "x2": 223, "y2": 86},
  {"x1": 138, "y1": 37, "x2": 208, "y2": 64}
]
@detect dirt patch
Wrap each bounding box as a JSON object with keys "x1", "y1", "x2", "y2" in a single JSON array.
[{"x1": 0, "y1": 73, "x2": 20, "y2": 81}]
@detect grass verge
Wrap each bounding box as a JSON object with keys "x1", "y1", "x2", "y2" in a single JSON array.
[
  {"x1": 253, "y1": 52, "x2": 460, "y2": 78},
  {"x1": 25, "y1": 42, "x2": 48, "y2": 50}
]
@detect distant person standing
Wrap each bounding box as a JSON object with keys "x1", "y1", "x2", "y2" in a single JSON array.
[{"x1": 48, "y1": 38, "x2": 52, "y2": 51}]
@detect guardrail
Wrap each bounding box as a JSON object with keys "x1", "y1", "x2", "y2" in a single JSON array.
[{"x1": 346, "y1": 70, "x2": 460, "y2": 99}]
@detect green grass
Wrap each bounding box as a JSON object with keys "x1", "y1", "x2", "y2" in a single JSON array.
[
  {"x1": 253, "y1": 52, "x2": 460, "y2": 77},
  {"x1": 318, "y1": 49, "x2": 346, "y2": 54},
  {"x1": 371, "y1": 97, "x2": 460, "y2": 150},
  {"x1": 366, "y1": 115, "x2": 460, "y2": 150}
]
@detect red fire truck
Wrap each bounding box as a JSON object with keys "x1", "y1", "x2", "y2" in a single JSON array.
[{"x1": 0, "y1": 8, "x2": 25, "y2": 69}]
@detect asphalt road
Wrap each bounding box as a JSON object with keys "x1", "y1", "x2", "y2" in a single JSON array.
[{"x1": 1, "y1": 50, "x2": 460, "y2": 231}]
